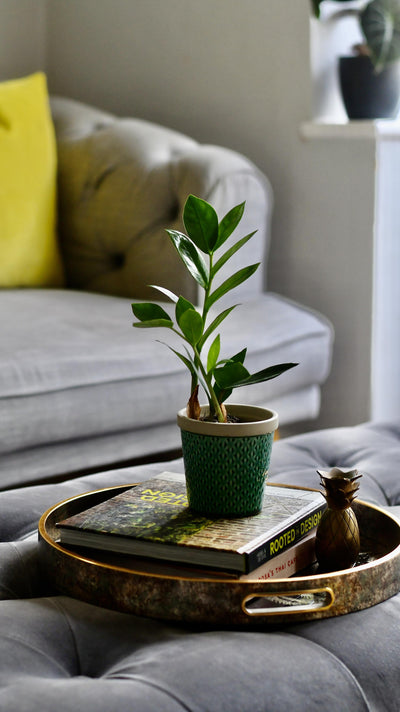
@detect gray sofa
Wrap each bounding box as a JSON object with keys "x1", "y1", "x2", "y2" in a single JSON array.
[
  {"x1": 1, "y1": 420, "x2": 400, "y2": 711},
  {"x1": 0, "y1": 97, "x2": 333, "y2": 489}
]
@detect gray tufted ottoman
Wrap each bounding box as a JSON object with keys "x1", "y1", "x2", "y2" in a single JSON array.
[{"x1": 1, "y1": 421, "x2": 400, "y2": 712}]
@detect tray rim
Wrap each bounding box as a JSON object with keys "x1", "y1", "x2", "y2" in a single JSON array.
[{"x1": 38, "y1": 482, "x2": 400, "y2": 584}]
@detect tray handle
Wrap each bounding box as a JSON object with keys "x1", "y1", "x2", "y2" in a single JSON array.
[{"x1": 242, "y1": 587, "x2": 335, "y2": 617}]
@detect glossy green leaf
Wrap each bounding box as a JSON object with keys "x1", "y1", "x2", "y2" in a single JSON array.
[
  {"x1": 212, "y1": 352, "x2": 248, "y2": 403},
  {"x1": 207, "y1": 335, "x2": 220, "y2": 373},
  {"x1": 176, "y1": 296, "x2": 196, "y2": 324},
  {"x1": 197, "y1": 305, "x2": 238, "y2": 350},
  {"x1": 215, "y1": 348, "x2": 247, "y2": 368},
  {"x1": 159, "y1": 342, "x2": 197, "y2": 377},
  {"x1": 166, "y1": 229, "x2": 209, "y2": 288},
  {"x1": 133, "y1": 320, "x2": 173, "y2": 329},
  {"x1": 178, "y1": 308, "x2": 203, "y2": 344},
  {"x1": 183, "y1": 194, "x2": 219, "y2": 253},
  {"x1": 214, "y1": 361, "x2": 250, "y2": 389},
  {"x1": 131, "y1": 302, "x2": 173, "y2": 327},
  {"x1": 212, "y1": 232, "x2": 257, "y2": 277},
  {"x1": 206, "y1": 263, "x2": 260, "y2": 311},
  {"x1": 149, "y1": 285, "x2": 179, "y2": 303},
  {"x1": 230, "y1": 348, "x2": 247, "y2": 364},
  {"x1": 214, "y1": 202, "x2": 245, "y2": 250},
  {"x1": 231, "y1": 362, "x2": 298, "y2": 388},
  {"x1": 213, "y1": 383, "x2": 233, "y2": 405}
]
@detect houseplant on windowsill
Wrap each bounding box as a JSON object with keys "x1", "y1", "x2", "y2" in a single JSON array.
[
  {"x1": 132, "y1": 195, "x2": 297, "y2": 518},
  {"x1": 312, "y1": 0, "x2": 400, "y2": 118}
]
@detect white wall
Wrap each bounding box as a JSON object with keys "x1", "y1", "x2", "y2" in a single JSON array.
[
  {"x1": 280, "y1": 129, "x2": 376, "y2": 428},
  {"x1": 45, "y1": 1, "x2": 311, "y2": 168},
  {"x1": 1, "y1": 0, "x2": 378, "y2": 430},
  {"x1": 0, "y1": 0, "x2": 47, "y2": 80}
]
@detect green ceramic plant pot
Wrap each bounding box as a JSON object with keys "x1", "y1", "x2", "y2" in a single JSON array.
[{"x1": 177, "y1": 404, "x2": 279, "y2": 518}]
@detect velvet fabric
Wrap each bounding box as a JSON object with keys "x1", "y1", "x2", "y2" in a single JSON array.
[{"x1": 0, "y1": 596, "x2": 382, "y2": 712}]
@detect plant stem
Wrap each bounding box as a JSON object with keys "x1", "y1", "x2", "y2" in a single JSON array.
[
  {"x1": 193, "y1": 344, "x2": 225, "y2": 422},
  {"x1": 196, "y1": 251, "x2": 225, "y2": 422},
  {"x1": 201, "y1": 252, "x2": 213, "y2": 328}
]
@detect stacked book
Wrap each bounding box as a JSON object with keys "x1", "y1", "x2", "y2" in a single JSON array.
[{"x1": 56, "y1": 472, "x2": 326, "y2": 581}]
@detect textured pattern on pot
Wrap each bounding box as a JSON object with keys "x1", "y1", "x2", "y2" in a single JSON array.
[{"x1": 177, "y1": 405, "x2": 278, "y2": 518}]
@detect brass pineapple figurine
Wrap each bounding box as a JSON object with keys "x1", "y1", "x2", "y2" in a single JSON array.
[{"x1": 315, "y1": 467, "x2": 362, "y2": 572}]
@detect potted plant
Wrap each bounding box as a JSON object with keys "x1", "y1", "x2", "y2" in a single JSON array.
[
  {"x1": 132, "y1": 195, "x2": 297, "y2": 518},
  {"x1": 312, "y1": 0, "x2": 400, "y2": 118}
]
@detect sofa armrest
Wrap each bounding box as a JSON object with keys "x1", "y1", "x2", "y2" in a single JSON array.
[{"x1": 51, "y1": 97, "x2": 272, "y2": 302}]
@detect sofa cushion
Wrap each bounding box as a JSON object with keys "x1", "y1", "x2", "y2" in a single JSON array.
[
  {"x1": 0, "y1": 73, "x2": 64, "y2": 287},
  {"x1": 0, "y1": 288, "x2": 332, "y2": 488},
  {"x1": 51, "y1": 96, "x2": 271, "y2": 304}
]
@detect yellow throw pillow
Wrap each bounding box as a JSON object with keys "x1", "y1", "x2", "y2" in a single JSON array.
[{"x1": 0, "y1": 72, "x2": 64, "y2": 287}]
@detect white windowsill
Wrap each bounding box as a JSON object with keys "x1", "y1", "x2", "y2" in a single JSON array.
[{"x1": 300, "y1": 120, "x2": 400, "y2": 141}]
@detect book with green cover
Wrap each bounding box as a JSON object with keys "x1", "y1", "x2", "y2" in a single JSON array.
[{"x1": 56, "y1": 472, "x2": 326, "y2": 574}]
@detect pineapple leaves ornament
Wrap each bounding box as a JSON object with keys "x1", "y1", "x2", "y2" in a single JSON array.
[{"x1": 316, "y1": 467, "x2": 362, "y2": 572}]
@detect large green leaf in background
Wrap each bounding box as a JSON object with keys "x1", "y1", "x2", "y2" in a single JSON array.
[{"x1": 361, "y1": 0, "x2": 400, "y2": 68}]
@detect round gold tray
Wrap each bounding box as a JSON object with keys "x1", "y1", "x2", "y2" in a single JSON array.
[{"x1": 38, "y1": 484, "x2": 400, "y2": 627}]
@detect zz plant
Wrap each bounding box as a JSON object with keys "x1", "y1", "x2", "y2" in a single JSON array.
[{"x1": 132, "y1": 195, "x2": 297, "y2": 423}]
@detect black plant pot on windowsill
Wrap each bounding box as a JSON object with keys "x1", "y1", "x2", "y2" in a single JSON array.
[{"x1": 339, "y1": 55, "x2": 400, "y2": 119}]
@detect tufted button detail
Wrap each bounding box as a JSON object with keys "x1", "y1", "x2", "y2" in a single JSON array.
[
  {"x1": 168, "y1": 199, "x2": 180, "y2": 223},
  {"x1": 93, "y1": 122, "x2": 108, "y2": 132},
  {"x1": 111, "y1": 253, "x2": 125, "y2": 270}
]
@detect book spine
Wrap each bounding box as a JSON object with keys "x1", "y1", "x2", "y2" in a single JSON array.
[
  {"x1": 238, "y1": 533, "x2": 316, "y2": 581},
  {"x1": 245, "y1": 503, "x2": 325, "y2": 573}
]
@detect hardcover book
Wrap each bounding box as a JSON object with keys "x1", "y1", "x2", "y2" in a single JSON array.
[
  {"x1": 56, "y1": 472, "x2": 325, "y2": 574},
  {"x1": 239, "y1": 531, "x2": 316, "y2": 580},
  {"x1": 84, "y1": 530, "x2": 317, "y2": 581}
]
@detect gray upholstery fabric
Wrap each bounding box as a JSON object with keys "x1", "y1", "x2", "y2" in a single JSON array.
[
  {"x1": 0, "y1": 596, "x2": 378, "y2": 712},
  {"x1": 1, "y1": 421, "x2": 400, "y2": 711},
  {"x1": 0, "y1": 289, "x2": 333, "y2": 489},
  {"x1": 270, "y1": 420, "x2": 400, "y2": 506}
]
